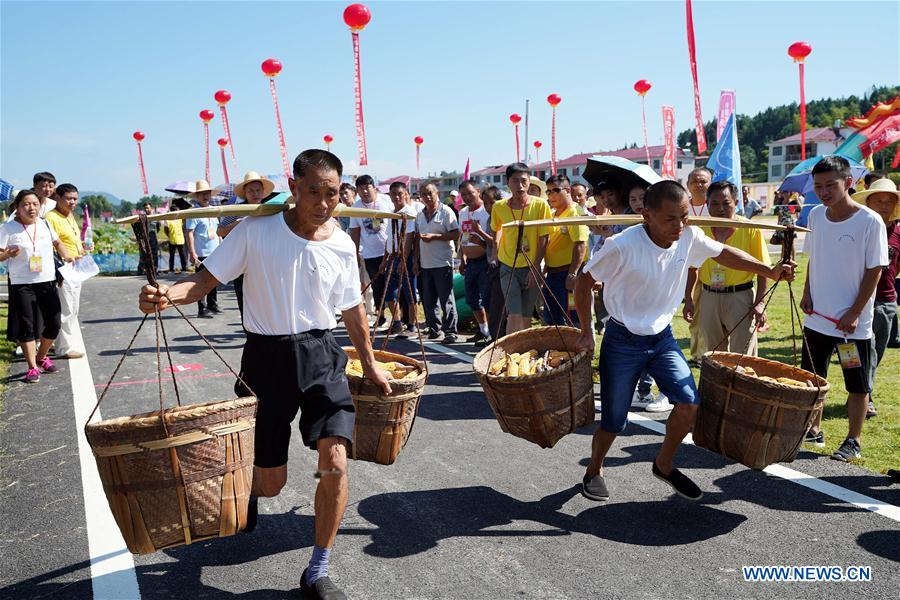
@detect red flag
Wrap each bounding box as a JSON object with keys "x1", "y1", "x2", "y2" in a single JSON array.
[
  {"x1": 858, "y1": 114, "x2": 900, "y2": 157},
  {"x1": 661, "y1": 105, "x2": 677, "y2": 179},
  {"x1": 463, "y1": 157, "x2": 470, "y2": 183},
  {"x1": 686, "y1": 0, "x2": 707, "y2": 154}
]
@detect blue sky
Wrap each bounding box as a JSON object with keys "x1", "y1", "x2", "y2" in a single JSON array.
[{"x1": 2, "y1": 0, "x2": 898, "y2": 200}]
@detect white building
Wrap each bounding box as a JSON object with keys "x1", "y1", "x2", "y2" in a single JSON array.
[{"x1": 766, "y1": 126, "x2": 854, "y2": 181}]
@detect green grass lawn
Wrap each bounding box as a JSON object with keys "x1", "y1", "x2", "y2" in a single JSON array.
[
  {"x1": 665, "y1": 253, "x2": 898, "y2": 475},
  {"x1": 0, "y1": 301, "x2": 17, "y2": 412}
]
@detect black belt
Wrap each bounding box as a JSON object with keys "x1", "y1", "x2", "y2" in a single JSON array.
[{"x1": 702, "y1": 281, "x2": 754, "y2": 294}]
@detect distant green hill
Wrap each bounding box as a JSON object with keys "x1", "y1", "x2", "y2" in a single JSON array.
[
  {"x1": 677, "y1": 84, "x2": 900, "y2": 181},
  {"x1": 81, "y1": 191, "x2": 123, "y2": 206}
]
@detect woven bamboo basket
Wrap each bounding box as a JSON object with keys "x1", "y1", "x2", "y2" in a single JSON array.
[
  {"x1": 695, "y1": 352, "x2": 828, "y2": 470},
  {"x1": 84, "y1": 397, "x2": 257, "y2": 555},
  {"x1": 473, "y1": 326, "x2": 594, "y2": 448},
  {"x1": 343, "y1": 347, "x2": 427, "y2": 465}
]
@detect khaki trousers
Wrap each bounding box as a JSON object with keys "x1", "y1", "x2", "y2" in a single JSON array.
[
  {"x1": 698, "y1": 287, "x2": 758, "y2": 356},
  {"x1": 689, "y1": 283, "x2": 706, "y2": 360}
]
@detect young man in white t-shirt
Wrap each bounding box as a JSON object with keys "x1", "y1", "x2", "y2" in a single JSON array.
[
  {"x1": 139, "y1": 150, "x2": 391, "y2": 600},
  {"x1": 349, "y1": 175, "x2": 394, "y2": 329},
  {"x1": 573, "y1": 180, "x2": 794, "y2": 502},
  {"x1": 385, "y1": 181, "x2": 419, "y2": 337},
  {"x1": 800, "y1": 155, "x2": 888, "y2": 461},
  {"x1": 458, "y1": 180, "x2": 494, "y2": 345}
]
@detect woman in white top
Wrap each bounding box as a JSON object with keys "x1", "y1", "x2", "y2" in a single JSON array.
[{"x1": 0, "y1": 190, "x2": 73, "y2": 383}]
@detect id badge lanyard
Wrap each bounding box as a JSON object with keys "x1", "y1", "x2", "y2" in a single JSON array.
[
  {"x1": 812, "y1": 310, "x2": 862, "y2": 369},
  {"x1": 23, "y1": 221, "x2": 42, "y2": 273}
]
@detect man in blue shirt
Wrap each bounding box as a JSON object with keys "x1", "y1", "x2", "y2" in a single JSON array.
[{"x1": 185, "y1": 180, "x2": 221, "y2": 318}]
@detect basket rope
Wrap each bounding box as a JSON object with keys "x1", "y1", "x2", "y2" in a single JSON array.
[
  {"x1": 706, "y1": 225, "x2": 825, "y2": 449},
  {"x1": 88, "y1": 214, "x2": 256, "y2": 429},
  {"x1": 484, "y1": 212, "x2": 581, "y2": 434}
]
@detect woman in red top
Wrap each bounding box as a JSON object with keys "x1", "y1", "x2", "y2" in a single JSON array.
[{"x1": 853, "y1": 178, "x2": 900, "y2": 418}]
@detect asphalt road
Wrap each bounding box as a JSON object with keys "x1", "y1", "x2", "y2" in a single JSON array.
[{"x1": 1, "y1": 275, "x2": 897, "y2": 600}]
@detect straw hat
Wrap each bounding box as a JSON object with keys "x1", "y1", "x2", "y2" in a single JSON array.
[
  {"x1": 852, "y1": 178, "x2": 900, "y2": 222},
  {"x1": 188, "y1": 180, "x2": 212, "y2": 197},
  {"x1": 234, "y1": 171, "x2": 275, "y2": 200},
  {"x1": 528, "y1": 176, "x2": 547, "y2": 199}
]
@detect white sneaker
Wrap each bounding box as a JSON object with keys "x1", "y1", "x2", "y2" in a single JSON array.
[
  {"x1": 645, "y1": 394, "x2": 673, "y2": 412},
  {"x1": 631, "y1": 390, "x2": 654, "y2": 408}
]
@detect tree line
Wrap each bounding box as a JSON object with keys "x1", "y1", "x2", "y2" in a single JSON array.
[{"x1": 677, "y1": 85, "x2": 900, "y2": 181}]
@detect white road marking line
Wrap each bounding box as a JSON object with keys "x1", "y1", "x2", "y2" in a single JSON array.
[
  {"x1": 69, "y1": 322, "x2": 142, "y2": 599},
  {"x1": 424, "y1": 341, "x2": 900, "y2": 524}
]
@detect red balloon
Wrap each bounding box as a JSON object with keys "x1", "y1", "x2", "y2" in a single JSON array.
[
  {"x1": 214, "y1": 89, "x2": 231, "y2": 105},
  {"x1": 509, "y1": 113, "x2": 522, "y2": 124},
  {"x1": 261, "y1": 58, "x2": 282, "y2": 77},
  {"x1": 633, "y1": 79, "x2": 652, "y2": 95},
  {"x1": 217, "y1": 138, "x2": 228, "y2": 148},
  {"x1": 788, "y1": 41, "x2": 812, "y2": 61},
  {"x1": 324, "y1": 135, "x2": 334, "y2": 143},
  {"x1": 414, "y1": 136, "x2": 424, "y2": 145},
  {"x1": 533, "y1": 140, "x2": 542, "y2": 149},
  {"x1": 547, "y1": 94, "x2": 562, "y2": 107},
  {"x1": 133, "y1": 131, "x2": 145, "y2": 142},
  {"x1": 199, "y1": 109, "x2": 215, "y2": 122},
  {"x1": 343, "y1": 3, "x2": 371, "y2": 30}
]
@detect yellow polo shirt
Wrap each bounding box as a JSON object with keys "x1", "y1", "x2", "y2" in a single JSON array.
[
  {"x1": 164, "y1": 219, "x2": 185, "y2": 245},
  {"x1": 45, "y1": 209, "x2": 84, "y2": 257},
  {"x1": 545, "y1": 204, "x2": 589, "y2": 268},
  {"x1": 698, "y1": 215, "x2": 770, "y2": 287},
  {"x1": 490, "y1": 196, "x2": 552, "y2": 268}
]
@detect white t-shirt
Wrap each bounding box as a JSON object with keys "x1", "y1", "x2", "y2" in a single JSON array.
[
  {"x1": 688, "y1": 202, "x2": 709, "y2": 217},
  {"x1": 203, "y1": 214, "x2": 362, "y2": 335},
  {"x1": 387, "y1": 205, "x2": 418, "y2": 254},
  {"x1": 802, "y1": 204, "x2": 888, "y2": 340},
  {"x1": 0, "y1": 218, "x2": 59, "y2": 285},
  {"x1": 39, "y1": 198, "x2": 57, "y2": 219},
  {"x1": 415, "y1": 204, "x2": 459, "y2": 269},
  {"x1": 349, "y1": 197, "x2": 393, "y2": 259},
  {"x1": 584, "y1": 225, "x2": 723, "y2": 335},
  {"x1": 458, "y1": 205, "x2": 491, "y2": 248}
]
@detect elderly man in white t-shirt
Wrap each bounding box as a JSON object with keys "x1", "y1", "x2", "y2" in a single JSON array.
[
  {"x1": 138, "y1": 149, "x2": 391, "y2": 600},
  {"x1": 573, "y1": 180, "x2": 793, "y2": 503},
  {"x1": 416, "y1": 182, "x2": 461, "y2": 343},
  {"x1": 686, "y1": 167, "x2": 712, "y2": 365}
]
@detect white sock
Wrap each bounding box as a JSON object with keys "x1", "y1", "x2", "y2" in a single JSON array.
[{"x1": 479, "y1": 322, "x2": 489, "y2": 335}]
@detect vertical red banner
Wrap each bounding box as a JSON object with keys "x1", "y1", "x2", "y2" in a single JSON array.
[
  {"x1": 220, "y1": 147, "x2": 230, "y2": 185},
  {"x1": 686, "y1": 0, "x2": 707, "y2": 154},
  {"x1": 219, "y1": 106, "x2": 236, "y2": 166},
  {"x1": 269, "y1": 78, "x2": 290, "y2": 179},
  {"x1": 716, "y1": 90, "x2": 736, "y2": 142},
  {"x1": 799, "y1": 62, "x2": 807, "y2": 160},
  {"x1": 661, "y1": 105, "x2": 677, "y2": 179},
  {"x1": 136, "y1": 142, "x2": 149, "y2": 195},
  {"x1": 352, "y1": 32, "x2": 368, "y2": 166},
  {"x1": 203, "y1": 122, "x2": 210, "y2": 184},
  {"x1": 514, "y1": 124, "x2": 521, "y2": 163},
  {"x1": 551, "y1": 107, "x2": 557, "y2": 175},
  {"x1": 641, "y1": 95, "x2": 651, "y2": 165}
]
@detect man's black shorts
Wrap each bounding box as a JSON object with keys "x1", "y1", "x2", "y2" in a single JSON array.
[
  {"x1": 235, "y1": 329, "x2": 355, "y2": 468},
  {"x1": 800, "y1": 327, "x2": 876, "y2": 395}
]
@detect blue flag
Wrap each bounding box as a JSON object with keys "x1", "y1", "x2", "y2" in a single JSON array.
[{"x1": 706, "y1": 113, "x2": 743, "y2": 211}]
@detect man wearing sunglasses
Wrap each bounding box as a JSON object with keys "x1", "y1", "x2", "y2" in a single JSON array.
[{"x1": 544, "y1": 175, "x2": 589, "y2": 325}]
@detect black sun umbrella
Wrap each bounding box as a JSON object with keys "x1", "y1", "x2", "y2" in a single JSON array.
[{"x1": 582, "y1": 155, "x2": 663, "y2": 191}]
